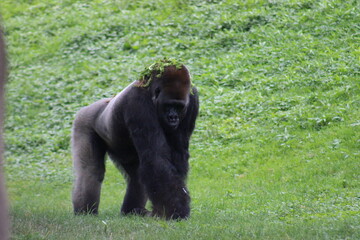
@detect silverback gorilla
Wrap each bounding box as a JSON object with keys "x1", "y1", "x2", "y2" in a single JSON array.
[{"x1": 72, "y1": 59, "x2": 199, "y2": 220}]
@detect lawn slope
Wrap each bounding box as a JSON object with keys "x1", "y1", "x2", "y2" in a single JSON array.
[{"x1": 1, "y1": 0, "x2": 359, "y2": 239}]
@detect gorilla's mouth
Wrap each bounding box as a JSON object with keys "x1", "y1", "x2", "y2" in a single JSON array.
[
  {"x1": 168, "y1": 119, "x2": 179, "y2": 129},
  {"x1": 167, "y1": 114, "x2": 179, "y2": 129}
]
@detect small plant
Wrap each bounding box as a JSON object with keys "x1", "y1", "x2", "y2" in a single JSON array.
[{"x1": 137, "y1": 58, "x2": 184, "y2": 87}]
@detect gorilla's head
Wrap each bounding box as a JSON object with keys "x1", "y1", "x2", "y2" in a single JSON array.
[{"x1": 150, "y1": 65, "x2": 191, "y2": 130}]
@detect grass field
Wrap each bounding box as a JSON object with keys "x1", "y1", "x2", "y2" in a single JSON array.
[{"x1": 1, "y1": 0, "x2": 360, "y2": 239}]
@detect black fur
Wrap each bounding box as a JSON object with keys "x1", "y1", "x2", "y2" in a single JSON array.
[{"x1": 72, "y1": 65, "x2": 199, "y2": 220}]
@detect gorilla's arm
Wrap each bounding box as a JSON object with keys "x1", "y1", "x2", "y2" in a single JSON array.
[
  {"x1": 122, "y1": 87, "x2": 190, "y2": 219},
  {"x1": 182, "y1": 87, "x2": 199, "y2": 137},
  {"x1": 166, "y1": 87, "x2": 199, "y2": 179}
]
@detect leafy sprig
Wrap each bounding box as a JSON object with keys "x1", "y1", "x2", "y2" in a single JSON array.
[{"x1": 137, "y1": 58, "x2": 184, "y2": 87}]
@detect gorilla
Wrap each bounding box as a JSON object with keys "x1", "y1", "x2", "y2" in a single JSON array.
[{"x1": 71, "y1": 59, "x2": 199, "y2": 220}]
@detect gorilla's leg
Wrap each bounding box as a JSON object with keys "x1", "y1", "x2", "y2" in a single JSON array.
[
  {"x1": 120, "y1": 163, "x2": 149, "y2": 215},
  {"x1": 72, "y1": 112, "x2": 106, "y2": 215}
]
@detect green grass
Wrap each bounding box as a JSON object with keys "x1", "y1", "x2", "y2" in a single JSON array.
[{"x1": 1, "y1": 0, "x2": 360, "y2": 239}]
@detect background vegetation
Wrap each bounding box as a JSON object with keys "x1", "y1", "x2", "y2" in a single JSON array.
[{"x1": 1, "y1": 0, "x2": 359, "y2": 239}]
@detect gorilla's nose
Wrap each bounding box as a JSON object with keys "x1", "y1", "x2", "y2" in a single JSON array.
[{"x1": 168, "y1": 114, "x2": 178, "y2": 122}]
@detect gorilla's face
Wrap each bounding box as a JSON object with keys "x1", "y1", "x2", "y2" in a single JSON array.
[
  {"x1": 153, "y1": 87, "x2": 189, "y2": 130},
  {"x1": 161, "y1": 99, "x2": 188, "y2": 129},
  {"x1": 150, "y1": 65, "x2": 191, "y2": 130}
]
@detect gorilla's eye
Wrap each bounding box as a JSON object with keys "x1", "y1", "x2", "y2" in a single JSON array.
[
  {"x1": 154, "y1": 87, "x2": 161, "y2": 99},
  {"x1": 175, "y1": 103, "x2": 186, "y2": 112},
  {"x1": 165, "y1": 104, "x2": 186, "y2": 116}
]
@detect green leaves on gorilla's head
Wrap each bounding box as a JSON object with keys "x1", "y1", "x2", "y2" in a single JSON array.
[{"x1": 136, "y1": 58, "x2": 184, "y2": 87}]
